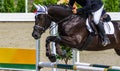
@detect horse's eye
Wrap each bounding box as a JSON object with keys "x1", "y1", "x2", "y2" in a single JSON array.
[{"x1": 36, "y1": 16, "x2": 41, "y2": 20}]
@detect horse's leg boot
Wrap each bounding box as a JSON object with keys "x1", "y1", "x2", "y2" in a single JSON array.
[{"x1": 97, "y1": 23, "x2": 111, "y2": 46}]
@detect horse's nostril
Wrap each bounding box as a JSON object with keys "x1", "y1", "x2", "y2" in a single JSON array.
[
  {"x1": 32, "y1": 32, "x2": 40, "y2": 39},
  {"x1": 32, "y1": 32, "x2": 37, "y2": 37},
  {"x1": 34, "y1": 34, "x2": 38, "y2": 38}
]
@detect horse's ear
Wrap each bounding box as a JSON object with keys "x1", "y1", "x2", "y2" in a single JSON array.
[
  {"x1": 38, "y1": 4, "x2": 42, "y2": 7},
  {"x1": 38, "y1": 4, "x2": 45, "y2": 11},
  {"x1": 33, "y1": 3, "x2": 45, "y2": 11},
  {"x1": 33, "y1": 3, "x2": 40, "y2": 10}
]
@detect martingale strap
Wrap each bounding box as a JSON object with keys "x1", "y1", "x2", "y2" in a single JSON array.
[{"x1": 78, "y1": 34, "x2": 94, "y2": 51}]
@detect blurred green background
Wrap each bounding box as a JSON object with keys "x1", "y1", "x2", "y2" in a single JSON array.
[{"x1": 0, "y1": 0, "x2": 120, "y2": 12}]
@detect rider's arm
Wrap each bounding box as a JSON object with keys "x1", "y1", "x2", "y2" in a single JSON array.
[
  {"x1": 68, "y1": 0, "x2": 75, "y2": 7},
  {"x1": 77, "y1": 0, "x2": 91, "y2": 13}
]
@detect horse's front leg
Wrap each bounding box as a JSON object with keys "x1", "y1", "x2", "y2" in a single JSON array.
[{"x1": 46, "y1": 36, "x2": 61, "y2": 62}]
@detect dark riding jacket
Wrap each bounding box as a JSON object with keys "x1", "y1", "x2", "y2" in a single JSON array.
[{"x1": 68, "y1": 0, "x2": 103, "y2": 12}]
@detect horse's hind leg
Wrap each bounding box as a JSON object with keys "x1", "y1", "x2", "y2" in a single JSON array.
[{"x1": 114, "y1": 48, "x2": 120, "y2": 56}]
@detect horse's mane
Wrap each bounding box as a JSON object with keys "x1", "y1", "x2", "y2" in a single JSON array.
[
  {"x1": 48, "y1": 4, "x2": 88, "y2": 18},
  {"x1": 47, "y1": 4, "x2": 87, "y2": 21},
  {"x1": 47, "y1": 4, "x2": 70, "y2": 9}
]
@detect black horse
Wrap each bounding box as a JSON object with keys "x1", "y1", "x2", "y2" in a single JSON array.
[{"x1": 32, "y1": 4, "x2": 120, "y2": 62}]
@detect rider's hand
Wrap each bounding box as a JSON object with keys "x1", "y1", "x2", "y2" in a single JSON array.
[{"x1": 72, "y1": 7, "x2": 77, "y2": 14}]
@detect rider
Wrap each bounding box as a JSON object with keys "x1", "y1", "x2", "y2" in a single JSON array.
[{"x1": 68, "y1": 0, "x2": 110, "y2": 46}]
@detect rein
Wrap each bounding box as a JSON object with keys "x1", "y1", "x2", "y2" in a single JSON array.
[
  {"x1": 48, "y1": 14, "x2": 72, "y2": 33},
  {"x1": 57, "y1": 15, "x2": 72, "y2": 24}
]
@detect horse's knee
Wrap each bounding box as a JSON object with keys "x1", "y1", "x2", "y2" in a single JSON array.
[
  {"x1": 55, "y1": 36, "x2": 61, "y2": 42},
  {"x1": 46, "y1": 36, "x2": 51, "y2": 43},
  {"x1": 47, "y1": 36, "x2": 61, "y2": 42}
]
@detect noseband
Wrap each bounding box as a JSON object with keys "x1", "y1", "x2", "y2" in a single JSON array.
[{"x1": 34, "y1": 25, "x2": 45, "y2": 34}]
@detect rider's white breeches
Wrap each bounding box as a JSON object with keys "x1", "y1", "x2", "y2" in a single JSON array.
[{"x1": 92, "y1": 5, "x2": 104, "y2": 25}]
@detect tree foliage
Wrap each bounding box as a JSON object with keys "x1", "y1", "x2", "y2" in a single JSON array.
[
  {"x1": 42, "y1": 0, "x2": 58, "y2": 5},
  {"x1": 3, "y1": 0, "x2": 15, "y2": 12},
  {"x1": 0, "y1": 0, "x2": 120, "y2": 12},
  {"x1": 16, "y1": 0, "x2": 25, "y2": 12},
  {"x1": 103, "y1": 0, "x2": 119, "y2": 12},
  {"x1": 56, "y1": 45, "x2": 72, "y2": 64},
  {"x1": 0, "y1": 0, "x2": 4, "y2": 12}
]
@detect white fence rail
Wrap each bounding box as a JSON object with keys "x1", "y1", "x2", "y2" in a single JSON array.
[
  {"x1": 0, "y1": 12, "x2": 120, "y2": 21},
  {"x1": 0, "y1": 13, "x2": 35, "y2": 21},
  {"x1": 107, "y1": 12, "x2": 120, "y2": 21}
]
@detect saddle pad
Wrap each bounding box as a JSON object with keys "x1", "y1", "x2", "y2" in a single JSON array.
[
  {"x1": 103, "y1": 21, "x2": 114, "y2": 34},
  {"x1": 86, "y1": 19, "x2": 114, "y2": 35}
]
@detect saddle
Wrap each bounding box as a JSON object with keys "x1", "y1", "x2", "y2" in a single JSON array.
[
  {"x1": 79, "y1": 13, "x2": 113, "y2": 50},
  {"x1": 87, "y1": 13, "x2": 112, "y2": 36}
]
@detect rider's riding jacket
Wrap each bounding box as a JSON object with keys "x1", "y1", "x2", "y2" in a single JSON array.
[{"x1": 68, "y1": 0, "x2": 103, "y2": 13}]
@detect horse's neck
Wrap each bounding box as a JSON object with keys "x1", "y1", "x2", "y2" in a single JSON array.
[{"x1": 48, "y1": 5, "x2": 73, "y2": 22}]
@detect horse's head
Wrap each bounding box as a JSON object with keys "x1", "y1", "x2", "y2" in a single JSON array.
[
  {"x1": 32, "y1": 4, "x2": 52, "y2": 39},
  {"x1": 32, "y1": 4, "x2": 73, "y2": 39}
]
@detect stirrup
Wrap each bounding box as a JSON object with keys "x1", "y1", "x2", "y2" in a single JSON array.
[{"x1": 102, "y1": 38, "x2": 111, "y2": 46}]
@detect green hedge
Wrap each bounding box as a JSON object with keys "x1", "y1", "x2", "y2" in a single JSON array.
[
  {"x1": 103, "y1": 0, "x2": 120, "y2": 12},
  {"x1": 16, "y1": 0, "x2": 25, "y2": 12},
  {"x1": 0, "y1": 0, "x2": 120, "y2": 12},
  {"x1": 0, "y1": 0, "x2": 4, "y2": 12},
  {"x1": 1, "y1": 0, "x2": 15, "y2": 12}
]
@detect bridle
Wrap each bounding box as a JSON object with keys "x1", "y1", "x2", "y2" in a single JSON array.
[
  {"x1": 34, "y1": 5, "x2": 72, "y2": 34},
  {"x1": 34, "y1": 6, "x2": 48, "y2": 34}
]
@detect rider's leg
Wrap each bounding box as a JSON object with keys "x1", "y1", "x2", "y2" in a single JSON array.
[
  {"x1": 92, "y1": 5, "x2": 110, "y2": 46},
  {"x1": 97, "y1": 22, "x2": 110, "y2": 46}
]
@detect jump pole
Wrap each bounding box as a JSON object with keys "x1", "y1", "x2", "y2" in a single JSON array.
[
  {"x1": 75, "y1": 62, "x2": 120, "y2": 70},
  {"x1": 38, "y1": 62, "x2": 120, "y2": 71},
  {"x1": 72, "y1": 49, "x2": 80, "y2": 71},
  {"x1": 36, "y1": 39, "x2": 40, "y2": 71},
  {"x1": 50, "y1": 22, "x2": 58, "y2": 71}
]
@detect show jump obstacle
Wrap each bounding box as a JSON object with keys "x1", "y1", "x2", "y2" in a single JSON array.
[
  {"x1": 39, "y1": 62, "x2": 120, "y2": 71},
  {"x1": 36, "y1": 39, "x2": 120, "y2": 71},
  {"x1": 0, "y1": 39, "x2": 120, "y2": 71}
]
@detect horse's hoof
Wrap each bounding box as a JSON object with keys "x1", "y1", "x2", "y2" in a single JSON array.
[
  {"x1": 38, "y1": 66, "x2": 43, "y2": 69},
  {"x1": 48, "y1": 54, "x2": 56, "y2": 62}
]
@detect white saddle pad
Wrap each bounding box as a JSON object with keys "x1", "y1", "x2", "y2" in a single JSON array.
[
  {"x1": 103, "y1": 21, "x2": 114, "y2": 34},
  {"x1": 86, "y1": 18, "x2": 115, "y2": 35}
]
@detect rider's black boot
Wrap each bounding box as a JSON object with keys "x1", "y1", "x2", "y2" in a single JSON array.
[{"x1": 97, "y1": 22, "x2": 110, "y2": 46}]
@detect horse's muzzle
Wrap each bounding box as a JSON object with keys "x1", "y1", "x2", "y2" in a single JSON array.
[{"x1": 32, "y1": 31, "x2": 41, "y2": 39}]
